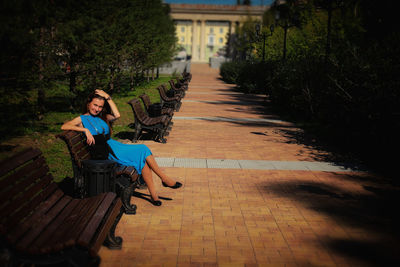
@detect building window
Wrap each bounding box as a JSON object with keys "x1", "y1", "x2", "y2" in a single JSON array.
[
  {"x1": 220, "y1": 27, "x2": 224, "y2": 33},
  {"x1": 181, "y1": 26, "x2": 185, "y2": 33},
  {"x1": 208, "y1": 35, "x2": 214, "y2": 46},
  {"x1": 181, "y1": 36, "x2": 185, "y2": 42},
  {"x1": 219, "y1": 38, "x2": 223, "y2": 44},
  {"x1": 210, "y1": 27, "x2": 214, "y2": 34}
]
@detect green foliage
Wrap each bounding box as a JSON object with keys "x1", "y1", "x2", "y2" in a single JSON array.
[
  {"x1": 0, "y1": 0, "x2": 177, "y2": 145},
  {"x1": 0, "y1": 74, "x2": 172, "y2": 180},
  {"x1": 225, "y1": 0, "x2": 400, "y2": 172},
  {"x1": 1, "y1": 0, "x2": 177, "y2": 109},
  {"x1": 219, "y1": 61, "x2": 244, "y2": 84},
  {"x1": 236, "y1": 61, "x2": 277, "y2": 94},
  {"x1": 220, "y1": 60, "x2": 279, "y2": 95}
]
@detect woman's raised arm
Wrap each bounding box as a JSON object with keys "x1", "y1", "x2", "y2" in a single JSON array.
[
  {"x1": 95, "y1": 89, "x2": 121, "y2": 121},
  {"x1": 61, "y1": 116, "x2": 95, "y2": 145}
]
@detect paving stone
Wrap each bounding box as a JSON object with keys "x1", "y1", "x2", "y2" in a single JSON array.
[
  {"x1": 98, "y1": 63, "x2": 397, "y2": 267},
  {"x1": 238, "y1": 159, "x2": 277, "y2": 170},
  {"x1": 173, "y1": 157, "x2": 207, "y2": 168},
  {"x1": 206, "y1": 159, "x2": 241, "y2": 169},
  {"x1": 154, "y1": 157, "x2": 174, "y2": 167}
]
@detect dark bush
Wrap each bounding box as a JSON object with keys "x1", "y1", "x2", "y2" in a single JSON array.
[
  {"x1": 267, "y1": 42, "x2": 400, "y2": 172},
  {"x1": 219, "y1": 61, "x2": 244, "y2": 84},
  {"x1": 220, "y1": 60, "x2": 278, "y2": 95},
  {"x1": 236, "y1": 61, "x2": 277, "y2": 94}
]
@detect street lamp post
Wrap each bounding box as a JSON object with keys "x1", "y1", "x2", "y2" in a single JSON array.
[
  {"x1": 255, "y1": 24, "x2": 274, "y2": 63},
  {"x1": 275, "y1": 9, "x2": 300, "y2": 61}
]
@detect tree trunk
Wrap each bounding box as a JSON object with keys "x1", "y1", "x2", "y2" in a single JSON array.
[
  {"x1": 37, "y1": 27, "x2": 46, "y2": 119},
  {"x1": 283, "y1": 26, "x2": 288, "y2": 61},
  {"x1": 109, "y1": 67, "x2": 115, "y2": 93},
  {"x1": 130, "y1": 67, "x2": 135, "y2": 90},
  {"x1": 69, "y1": 68, "x2": 77, "y2": 110},
  {"x1": 325, "y1": 0, "x2": 333, "y2": 64}
]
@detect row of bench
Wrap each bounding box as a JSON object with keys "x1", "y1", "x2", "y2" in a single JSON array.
[
  {"x1": 128, "y1": 75, "x2": 190, "y2": 143},
  {"x1": 0, "y1": 72, "x2": 191, "y2": 266},
  {"x1": 0, "y1": 147, "x2": 123, "y2": 266}
]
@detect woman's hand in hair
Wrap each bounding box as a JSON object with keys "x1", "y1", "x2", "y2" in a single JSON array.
[
  {"x1": 95, "y1": 89, "x2": 121, "y2": 119},
  {"x1": 95, "y1": 89, "x2": 110, "y2": 100}
]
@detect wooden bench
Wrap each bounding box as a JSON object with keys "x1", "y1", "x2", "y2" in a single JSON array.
[
  {"x1": 57, "y1": 130, "x2": 142, "y2": 214},
  {"x1": 167, "y1": 80, "x2": 186, "y2": 98},
  {"x1": 0, "y1": 147, "x2": 124, "y2": 266},
  {"x1": 175, "y1": 77, "x2": 189, "y2": 90},
  {"x1": 182, "y1": 70, "x2": 192, "y2": 82},
  {"x1": 139, "y1": 93, "x2": 174, "y2": 118},
  {"x1": 127, "y1": 98, "x2": 172, "y2": 143},
  {"x1": 157, "y1": 85, "x2": 182, "y2": 111}
]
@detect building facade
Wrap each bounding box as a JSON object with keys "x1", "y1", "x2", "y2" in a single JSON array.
[{"x1": 170, "y1": 4, "x2": 268, "y2": 62}]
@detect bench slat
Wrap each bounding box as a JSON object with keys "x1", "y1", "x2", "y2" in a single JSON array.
[
  {"x1": 0, "y1": 148, "x2": 41, "y2": 177},
  {"x1": 69, "y1": 134, "x2": 86, "y2": 147},
  {"x1": 77, "y1": 149, "x2": 90, "y2": 162},
  {"x1": 1, "y1": 147, "x2": 124, "y2": 261},
  {"x1": 29, "y1": 198, "x2": 81, "y2": 254},
  {"x1": 0, "y1": 174, "x2": 53, "y2": 221},
  {"x1": 91, "y1": 198, "x2": 122, "y2": 255},
  {"x1": 3, "y1": 181, "x2": 58, "y2": 232},
  {"x1": 57, "y1": 131, "x2": 81, "y2": 145},
  {"x1": 7, "y1": 189, "x2": 65, "y2": 244},
  {"x1": 115, "y1": 166, "x2": 139, "y2": 181},
  {"x1": 43, "y1": 197, "x2": 92, "y2": 252},
  {"x1": 0, "y1": 164, "x2": 49, "y2": 204},
  {"x1": 16, "y1": 195, "x2": 72, "y2": 251},
  {"x1": 77, "y1": 192, "x2": 117, "y2": 247},
  {"x1": 0, "y1": 156, "x2": 46, "y2": 190},
  {"x1": 71, "y1": 141, "x2": 88, "y2": 156},
  {"x1": 57, "y1": 194, "x2": 106, "y2": 250}
]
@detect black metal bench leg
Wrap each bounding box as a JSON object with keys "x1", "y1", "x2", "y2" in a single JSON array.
[
  {"x1": 158, "y1": 129, "x2": 167, "y2": 143},
  {"x1": 104, "y1": 207, "x2": 124, "y2": 250},
  {"x1": 133, "y1": 123, "x2": 141, "y2": 142},
  {"x1": 121, "y1": 183, "x2": 137, "y2": 215}
]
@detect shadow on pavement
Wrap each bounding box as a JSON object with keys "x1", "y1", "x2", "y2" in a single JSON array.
[{"x1": 262, "y1": 177, "x2": 400, "y2": 266}]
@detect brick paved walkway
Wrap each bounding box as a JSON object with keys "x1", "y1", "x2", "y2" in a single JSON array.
[{"x1": 99, "y1": 64, "x2": 400, "y2": 266}]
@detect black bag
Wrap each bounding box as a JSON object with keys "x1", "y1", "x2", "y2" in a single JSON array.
[
  {"x1": 89, "y1": 134, "x2": 110, "y2": 160},
  {"x1": 148, "y1": 103, "x2": 162, "y2": 117},
  {"x1": 166, "y1": 89, "x2": 175, "y2": 97}
]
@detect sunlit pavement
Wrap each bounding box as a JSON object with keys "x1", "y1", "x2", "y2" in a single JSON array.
[{"x1": 99, "y1": 63, "x2": 400, "y2": 266}]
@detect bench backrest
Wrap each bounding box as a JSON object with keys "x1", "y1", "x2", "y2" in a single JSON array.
[
  {"x1": 128, "y1": 99, "x2": 148, "y2": 124},
  {"x1": 57, "y1": 130, "x2": 140, "y2": 189},
  {"x1": 139, "y1": 94, "x2": 152, "y2": 111},
  {"x1": 157, "y1": 85, "x2": 171, "y2": 102},
  {"x1": 0, "y1": 147, "x2": 124, "y2": 257},
  {"x1": 0, "y1": 147, "x2": 58, "y2": 235},
  {"x1": 168, "y1": 80, "x2": 178, "y2": 90},
  {"x1": 57, "y1": 130, "x2": 91, "y2": 170}
]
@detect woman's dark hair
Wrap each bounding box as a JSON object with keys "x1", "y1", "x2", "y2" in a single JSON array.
[{"x1": 84, "y1": 91, "x2": 112, "y2": 132}]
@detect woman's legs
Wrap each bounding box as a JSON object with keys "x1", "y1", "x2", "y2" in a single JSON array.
[
  {"x1": 140, "y1": 155, "x2": 181, "y2": 203},
  {"x1": 145, "y1": 155, "x2": 176, "y2": 186},
  {"x1": 141, "y1": 163, "x2": 159, "y2": 201}
]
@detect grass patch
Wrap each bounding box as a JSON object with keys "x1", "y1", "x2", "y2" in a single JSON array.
[{"x1": 0, "y1": 75, "x2": 174, "y2": 182}]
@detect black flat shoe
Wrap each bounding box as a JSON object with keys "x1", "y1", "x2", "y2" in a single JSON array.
[
  {"x1": 162, "y1": 181, "x2": 182, "y2": 189},
  {"x1": 150, "y1": 197, "x2": 162, "y2": 206}
]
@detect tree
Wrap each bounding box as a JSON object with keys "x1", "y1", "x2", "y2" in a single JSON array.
[
  {"x1": 271, "y1": 0, "x2": 303, "y2": 60},
  {"x1": 1, "y1": 0, "x2": 177, "y2": 112}
]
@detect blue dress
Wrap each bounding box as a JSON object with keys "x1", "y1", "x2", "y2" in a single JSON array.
[{"x1": 80, "y1": 115, "x2": 152, "y2": 174}]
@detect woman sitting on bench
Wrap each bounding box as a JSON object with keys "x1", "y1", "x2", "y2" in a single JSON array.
[{"x1": 61, "y1": 89, "x2": 182, "y2": 206}]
